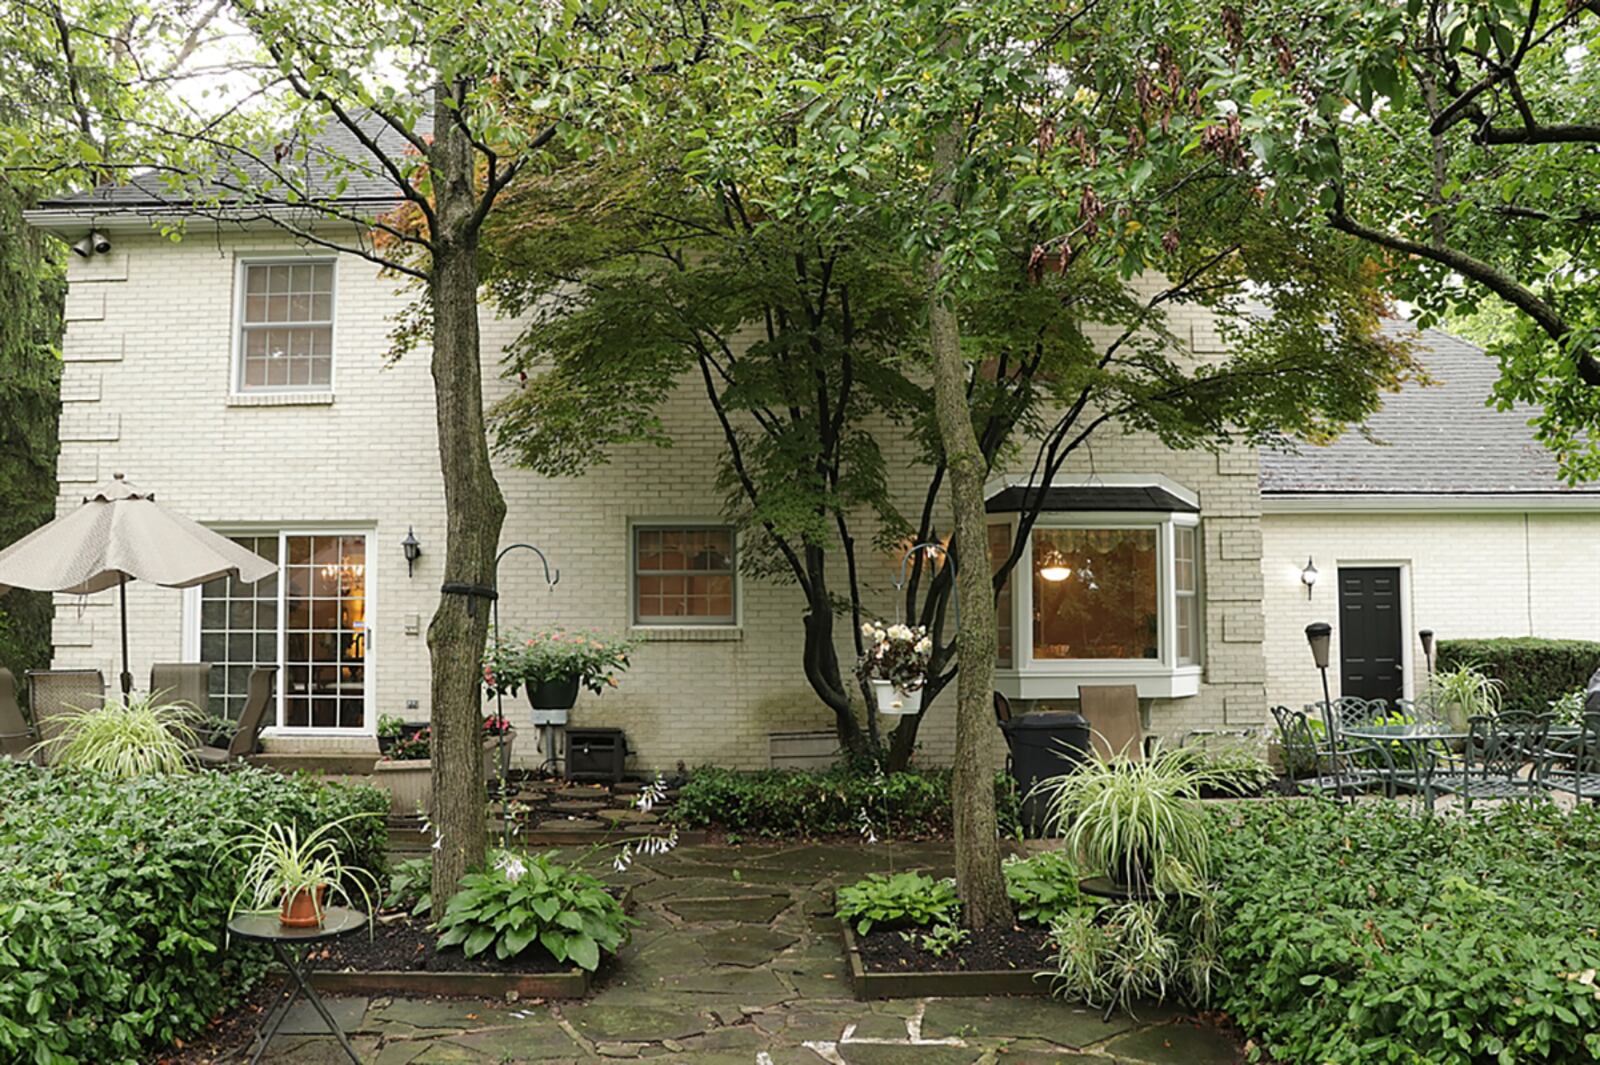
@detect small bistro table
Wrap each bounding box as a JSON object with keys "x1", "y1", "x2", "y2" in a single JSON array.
[
  {"x1": 1341, "y1": 723, "x2": 1465, "y2": 810},
  {"x1": 228, "y1": 906, "x2": 368, "y2": 1065}
]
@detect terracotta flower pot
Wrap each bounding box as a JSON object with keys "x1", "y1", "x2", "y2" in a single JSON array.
[{"x1": 279, "y1": 884, "x2": 329, "y2": 929}]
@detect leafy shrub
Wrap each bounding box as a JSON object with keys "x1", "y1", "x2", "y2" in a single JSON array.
[
  {"x1": 435, "y1": 851, "x2": 634, "y2": 971},
  {"x1": 836, "y1": 871, "x2": 960, "y2": 934},
  {"x1": 1210, "y1": 800, "x2": 1600, "y2": 1064},
  {"x1": 1437, "y1": 637, "x2": 1600, "y2": 716},
  {"x1": 669, "y1": 765, "x2": 1020, "y2": 838},
  {"x1": 1004, "y1": 850, "x2": 1087, "y2": 925},
  {"x1": 0, "y1": 762, "x2": 387, "y2": 1064}
]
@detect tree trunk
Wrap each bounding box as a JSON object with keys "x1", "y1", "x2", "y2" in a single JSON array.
[
  {"x1": 427, "y1": 88, "x2": 508, "y2": 909},
  {"x1": 924, "y1": 128, "x2": 1010, "y2": 930},
  {"x1": 799, "y1": 547, "x2": 867, "y2": 753}
]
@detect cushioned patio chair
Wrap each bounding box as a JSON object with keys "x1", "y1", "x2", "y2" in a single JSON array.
[
  {"x1": 190, "y1": 667, "x2": 276, "y2": 769},
  {"x1": 0, "y1": 668, "x2": 34, "y2": 760},
  {"x1": 1079, "y1": 684, "x2": 1143, "y2": 761},
  {"x1": 25, "y1": 669, "x2": 106, "y2": 765}
]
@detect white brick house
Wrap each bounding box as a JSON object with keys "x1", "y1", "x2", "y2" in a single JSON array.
[
  {"x1": 22, "y1": 195, "x2": 1281, "y2": 770},
  {"x1": 1260, "y1": 327, "x2": 1600, "y2": 711}
]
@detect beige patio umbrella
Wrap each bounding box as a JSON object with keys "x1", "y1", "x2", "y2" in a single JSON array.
[{"x1": 0, "y1": 474, "x2": 276, "y2": 702}]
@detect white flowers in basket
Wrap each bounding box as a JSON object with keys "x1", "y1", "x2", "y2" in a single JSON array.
[{"x1": 858, "y1": 621, "x2": 933, "y2": 715}]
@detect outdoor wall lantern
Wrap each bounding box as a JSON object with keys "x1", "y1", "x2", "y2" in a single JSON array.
[
  {"x1": 402, "y1": 526, "x2": 422, "y2": 578},
  {"x1": 1300, "y1": 556, "x2": 1319, "y2": 599}
]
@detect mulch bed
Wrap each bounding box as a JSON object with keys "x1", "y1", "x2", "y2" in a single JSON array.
[
  {"x1": 146, "y1": 976, "x2": 288, "y2": 1065},
  {"x1": 312, "y1": 913, "x2": 568, "y2": 974},
  {"x1": 854, "y1": 922, "x2": 1055, "y2": 973}
]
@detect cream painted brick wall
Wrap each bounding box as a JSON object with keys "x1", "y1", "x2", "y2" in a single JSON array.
[
  {"x1": 49, "y1": 230, "x2": 1266, "y2": 769},
  {"x1": 1261, "y1": 509, "x2": 1600, "y2": 715}
]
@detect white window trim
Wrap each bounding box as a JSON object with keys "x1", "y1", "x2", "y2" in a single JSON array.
[
  {"x1": 230, "y1": 255, "x2": 339, "y2": 399},
  {"x1": 626, "y1": 519, "x2": 742, "y2": 632},
  {"x1": 992, "y1": 509, "x2": 1203, "y2": 701},
  {"x1": 183, "y1": 524, "x2": 377, "y2": 738}
]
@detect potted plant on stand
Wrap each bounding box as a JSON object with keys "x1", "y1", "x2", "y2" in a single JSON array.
[
  {"x1": 1425, "y1": 663, "x2": 1503, "y2": 731},
  {"x1": 222, "y1": 813, "x2": 380, "y2": 930},
  {"x1": 483, "y1": 628, "x2": 635, "y2": 726},
  {"x1": 857, "y1": 622, "x2": 932, "y2": 716}
]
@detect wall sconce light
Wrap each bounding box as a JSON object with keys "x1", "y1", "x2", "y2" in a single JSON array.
[
  {"x1": 1300, "y1": 556, "x2": 1319, "y2": 600},
  {"x1": 402, "y1": 526, "x2": 422, "y2": 578}
]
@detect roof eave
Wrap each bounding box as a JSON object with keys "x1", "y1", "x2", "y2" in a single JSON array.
[{"x1": 1261, "y1": 491, "x2": 1600, "y2": 514}]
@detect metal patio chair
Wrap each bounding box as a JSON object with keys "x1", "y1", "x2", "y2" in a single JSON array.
[
  {"x1": 1536, "y1": 712, "x2": 1600, "y2": 802},
  {"x1": 1272, "y1": 704, "x2": 1397, "y2": 799},
  {"x1": 1425, "y1": 714, "x2": 1549, "y2": 810},
  {"x1": 1307, "y1": 696, "x2": 1392, "y2": 734}
]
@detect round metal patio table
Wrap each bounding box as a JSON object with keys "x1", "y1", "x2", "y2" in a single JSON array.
[
  {"x1": 228, "y1": 906, "x2": 368, "y2": 1065},
  {"x1": 1342, "y1": 723, "x2": 1466, "y2": 810}
]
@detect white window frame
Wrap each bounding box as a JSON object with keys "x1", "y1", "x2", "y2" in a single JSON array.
[
  {"x1": 231, "y1": 256, "x2": 339, "y2": 397},
  {"x1": 628, "y1": 520, "x2": 741, "y2": 629},
  {"x1": 992, "y1": 510, "x2": 1203, "y2": 700},
  {"x1": 183, "y1": 525, "x2": 377, "y2": 738}
]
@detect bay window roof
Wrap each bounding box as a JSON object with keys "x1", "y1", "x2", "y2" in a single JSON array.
[{"x1": 985, "y1": 484, "x2": 1197, "y2": 514}]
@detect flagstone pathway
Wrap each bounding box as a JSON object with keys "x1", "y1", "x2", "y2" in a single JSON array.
[{"x1": 258, "y1": 842, "x2": 1246, "y2": 1064}]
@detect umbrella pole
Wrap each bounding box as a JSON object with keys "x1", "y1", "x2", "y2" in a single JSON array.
[{"x1": 119, "y1": 575, "x2": 133, "y2": 706}]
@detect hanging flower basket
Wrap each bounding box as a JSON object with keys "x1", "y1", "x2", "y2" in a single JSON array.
[
  {"x1": 527, "y1": 674, "x2": 580, "y2": 713},
  {"x1": 858, "y1": 621, "x2": 931, "y2": 717},
  {"x1": 872, "y1": 679, "x2": 923, "y2": 715},
  {"x1": 483, "y1": 628, "x2": 635, "y2": 728}
]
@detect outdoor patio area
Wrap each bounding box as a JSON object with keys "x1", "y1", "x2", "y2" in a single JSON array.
[{"x1": 236, "y1": 841, "x2": 1242, "y2": 1065}]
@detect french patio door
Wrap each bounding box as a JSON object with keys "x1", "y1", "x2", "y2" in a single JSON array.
[{"x1": 194, "y1": 531, "x2": 372, "y2": 732}]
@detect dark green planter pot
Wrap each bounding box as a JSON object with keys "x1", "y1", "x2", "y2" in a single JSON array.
[{"x1": 527, "y1": 674, "x2": 581, "y2": 711}]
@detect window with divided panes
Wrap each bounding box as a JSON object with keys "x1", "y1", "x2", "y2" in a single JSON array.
[
  {"x1": 633, "y1": 526, "x2": 736, "y2": 624},
  {"x1": 238, "y1": 261, "x2": 335, "y2": 391}
]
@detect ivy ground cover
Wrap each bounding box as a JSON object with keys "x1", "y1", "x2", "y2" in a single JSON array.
[
  {"x1": 0, "y1": 761, "x2": 388, "y2": 1064},
  {"x1": 1211, "y1": 800, "x2": 1600, "y2": 1065}
]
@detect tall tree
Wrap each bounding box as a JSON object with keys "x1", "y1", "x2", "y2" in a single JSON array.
[
  {"x1": 487, "y1": 0, "x2": 1414, "y2": 922},
  {"x1": 1, "y1": 0, "x2": 706, "y2": 903},
  {"x1": 1211, "y1": 0, "x2": 1600, "y2": 477},
  {"x1": 0, "y1": 179, "x2": 64, "y2": 679}
]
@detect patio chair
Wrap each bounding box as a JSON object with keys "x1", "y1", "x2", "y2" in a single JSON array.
[
  {"x1": 150, "y1": 662, "x2": 212, "y2": 744},
  {"x1": 1536, "y1": 712, "x2": 1600, "y2": 802},
  {"x1": 0, "y1": 668, "x2": 34, "y2": 760},
  {"x1": 1307, "y1": 696, "x2": 1391, "y2": 734},
  {"x1": 1079, "y1": 684, "x2": 1142, "y2": 761},
  {"x1": 25, "y1": 669, "x2": 106, "y2": 765},
  {"x1": 1271, "y1": 705, "x2": 1397, "y2": 798},
  {"x1": 1425, "y1": 714, "x2": 1549, "y2": 810},
  {"x1": 190, "y1": 667, "x2": 275, "y2": 769}
]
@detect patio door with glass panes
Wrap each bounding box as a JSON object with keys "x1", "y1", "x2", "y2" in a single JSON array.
[{"x1": 193, "y1": 532, "x2": 371, "y2": 733}]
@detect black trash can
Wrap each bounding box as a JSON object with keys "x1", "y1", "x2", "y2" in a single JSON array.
[{"x1": 1000, "y1": 711, "x2": 1092, "y2": 838}]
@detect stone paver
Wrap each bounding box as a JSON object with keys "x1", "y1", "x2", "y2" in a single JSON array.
[{"x1": 281, "y1": 841, "x2": 1242, "y2": 1064}]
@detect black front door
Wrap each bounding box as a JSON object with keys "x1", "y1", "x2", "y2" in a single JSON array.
[{"x1": 1338, "y1": 566, "x2": 1404, "y2": 703}]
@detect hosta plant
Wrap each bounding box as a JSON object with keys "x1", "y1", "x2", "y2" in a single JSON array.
[
  {"x1": 435, "y1": 851, "x2": 634, "y2": 971},
  {"x1": 34, "y1": 694, "x2": 198, "y2": 778},
  {"x1": 1004, "y1": 849, "x2": 1090, "y2": 925},
  {"x1": 835, "y1": 871, "x2": 960, "y2": 934}
]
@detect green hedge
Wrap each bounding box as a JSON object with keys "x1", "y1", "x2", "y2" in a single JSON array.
[
  {"x1": 668, "y1": 765, "x2": 1020, "y2": 838},
  {"x1": 1211, "y1": 801, "x2": 1600, "y2": 1064},
  {"x1": 0, "y1": 763, "x2": 389, "y2": 1064},
  {"x1": 1436, "y1": 637, "x2": 1600, "y2": 714}
]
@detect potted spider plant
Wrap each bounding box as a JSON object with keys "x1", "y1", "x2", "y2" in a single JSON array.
[
  {"x1": 1034, "y1": 751, "x2": 1227, "y2": 897},
  {"x1": 856, "y1": 621, "x2": 932, "y2": 715},
  {"x1": 222, "y1": 813, "x2": 380, "y2": 929},
  {"x1": 1424, "y1": 663, "x2": 1503, "y2": 731}
]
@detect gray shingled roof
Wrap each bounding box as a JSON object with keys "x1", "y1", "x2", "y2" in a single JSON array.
[
  {"x1": 1260, "y1": 324, "x2": 1600, "y2": 496},
  {"x1": 29, "y1": 111, "x2": 424, "y2": 216}
]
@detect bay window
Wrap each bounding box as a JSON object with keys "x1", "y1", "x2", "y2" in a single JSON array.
[{"x1": 986, "y1": 482, "x2": 1202, "y2": 699}]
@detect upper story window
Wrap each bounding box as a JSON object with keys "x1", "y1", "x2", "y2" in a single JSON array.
[
  {"x1": 238, "y1": 260, "x2": 335, "y2": 392},
  {"x1": 633, "y1": 525, "x2": 737, "y2": 625}
]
